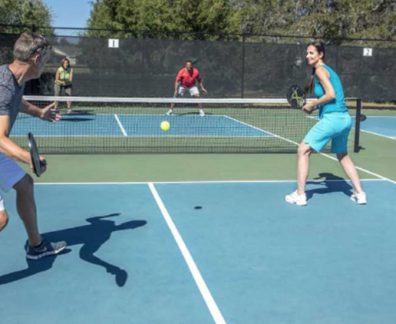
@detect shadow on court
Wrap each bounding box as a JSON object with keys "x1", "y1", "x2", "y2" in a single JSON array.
[
  {"x1": 61, "y1": 110, "x2": 96, "y2": 115},
  {"x1": 60, "y1": 117, "x2": 95, "y2": 122},
  {"x1": 60, "y1": 110, "x2": 96, "y2": 122},
  {"x1": 0, "y1": 213, "x2": 146, "y2": 287},
  {"x1": 306, "y1": 172, "x2": 353, "y2": 200},
  {"x1": 176, "y1": 111, "x2": 212, "y2": 116}
]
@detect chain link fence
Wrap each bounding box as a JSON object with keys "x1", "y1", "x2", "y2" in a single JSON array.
[{"x1": 0, "y1": 27, "x2": 395, "y2": 101}]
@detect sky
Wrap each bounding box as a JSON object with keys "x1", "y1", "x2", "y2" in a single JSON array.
[{"x1": 43, "y1": 0, "x2": 93, "y2": 34}]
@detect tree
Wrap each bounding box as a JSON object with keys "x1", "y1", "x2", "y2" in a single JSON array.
[
  {"x1": 0, "y1": 0, "x2": 52, "y2": 35},
  {"x1": 238, "y1": 0, "x2": 396, "y2": 43},
  {"x1": 86, "y1": 0, "x2": 241, "y2": 40}
]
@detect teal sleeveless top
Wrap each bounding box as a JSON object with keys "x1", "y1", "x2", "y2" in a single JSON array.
[{"x1": 313, "y1": 64, "x2": 348, "y2": 117}]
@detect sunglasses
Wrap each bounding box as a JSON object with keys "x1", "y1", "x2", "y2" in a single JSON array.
[{"x1": 27, "y1": 37, "x2": 52, "y2": 59}]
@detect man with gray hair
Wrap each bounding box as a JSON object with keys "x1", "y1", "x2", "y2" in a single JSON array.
[{"x1": 0, "y1": 32, "x2": 67, "y2": 260}]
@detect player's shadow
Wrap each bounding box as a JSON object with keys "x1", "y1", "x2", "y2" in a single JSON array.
[
  {"x1": 0, "y1": 213, "x2": 146, "y2": 287},
  {"x1": 60, "y1": 110, "x2": 95, "y2": 116},
  {"x1": 177, "y1": 111, "x2": 211, "y2": 116},
  {"x1": 306, "y1": 172, "x2": 353, "y2": 200},
  {"x1": 60, "y1": 117, "x2": 95, "y2": 122},
  {"x1": 60, "y1": 110, "x2": 96, "y2": 122}
]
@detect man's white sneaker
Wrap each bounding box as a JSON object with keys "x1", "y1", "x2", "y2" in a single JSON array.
[
  {"x1": 199, "y1": 110, "x2": 205, "y2": 117},
  {"x1": 350, "y1": 191, "x2": 367, "y2": 204},
  {"x1": 166, "y1": 109, "x2": 173, "y2": 116},
  {"x1": 285, "y1": 191, "x2": 307, "y2": 206}
]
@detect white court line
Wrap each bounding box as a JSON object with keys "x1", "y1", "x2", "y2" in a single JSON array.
[
  {"x1": 358, "y1": 116, "x2": 396, "y2": 118},
  {"x1": 360, "y1": 129, "x2": 396, "y2": 140},
  {"x1": 357, "y1": 115, "x2": 396, "y2": 139},
  {"x1": 114, "y1": 114, "x2": 128, "y2": 136},
  {"x1": 222, "y1": 115, "x2": 303, "y2": 147},
  {"x1": 223, "y1": 116, "x2": 396, "y2": 185},
  {"x1": 12, "y1": 134, "x2": 268, "y2": 138},
  {"x1": 219, "y1": 118, "x2": 396, "y2": 185},
  {"x1": 13, "y1": 113, "x2": 281, "y2": 138},
  {"x1": 320, "y1": 152, "x2": 396, "y2": 185},
  {"x1": 222, "y1": 115, "x2": 275, "y2": 136},
  {"x1": 36, "y1": 178, "x2": 389, "y2": 186},
  {"x1": 148, "y1": 182, "x2": 226, "y2": 324}
]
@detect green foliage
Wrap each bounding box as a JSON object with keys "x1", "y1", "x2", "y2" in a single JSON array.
[
  {"x1": 87, "y1": 0, "x2": 241, "y2": 40},
  {"x1": 86, "y1": 0, "x2": 395, "y2": 43},
  {"x1": 1, "y1": 0, "x2": 394, "y2": 43},
  {"x1": 0, "y1": 0, "x2": 53, "y2": 35},
  {"x1": 239, "y1": 0, "x2": 396, "y2": 43}
]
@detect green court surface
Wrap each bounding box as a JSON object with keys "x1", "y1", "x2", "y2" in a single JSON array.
[
  {"x1": 14, "y1": 107, "x2": 396, "y2": 183},
  {"x1": 21, "y1": 148, "x2": 396, "y2": 183}
]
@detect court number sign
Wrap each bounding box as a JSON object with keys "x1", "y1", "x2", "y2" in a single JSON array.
[
  {"x1": 108, "y1": 39, "x2": 119, "y2": 48},
  {"x1": 363, "y1": 48, "x2": 373, "y2": 57}
]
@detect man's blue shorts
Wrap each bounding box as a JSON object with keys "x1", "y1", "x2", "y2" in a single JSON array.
[{"x1": 303, "y1": 112, "x2": 352, "y2": 153}]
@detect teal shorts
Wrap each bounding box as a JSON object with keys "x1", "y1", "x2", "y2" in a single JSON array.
[{"x1": 304, "y1": 112, "x2": 352, "y2": 153}]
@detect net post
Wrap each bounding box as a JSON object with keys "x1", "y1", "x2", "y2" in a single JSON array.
[
  {"x1": 241, "y1": 34, "x2": 246, "y2": 98},
  {"x1": 353, "y1": 98, "x2": 362, "y2": 153}
]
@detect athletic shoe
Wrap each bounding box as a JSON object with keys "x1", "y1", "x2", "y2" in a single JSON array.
[
  {"x1": 26, "y1": 240, "x2": 67, "y2": 260},
  {"x1": 350, "y1": 191, "x2": 367, "y2": 205},
  {"x1": 199, "y1": 109, "x2": 205, "y2": 117},
  {"x1": 166, "y1": 109, "x2": 173, "y2": 116},
  {"x1": 285, "y1": 190, "x2": 307, "y2": 206}
]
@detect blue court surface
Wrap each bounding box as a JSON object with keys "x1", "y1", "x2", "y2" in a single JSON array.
[
  {"x1": 1, "y1": 180, "x2": 396, "y2": 323},
  {"x1": 12, "y1": 114, "x2": 272, "y2": 137},
  {"x1": 359, "y1": 116, "x2": 396, "y2": 139}
]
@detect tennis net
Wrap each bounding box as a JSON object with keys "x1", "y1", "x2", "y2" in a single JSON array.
[{"x1": 12, "y1": 96, "x2": 362, "y2": 154}]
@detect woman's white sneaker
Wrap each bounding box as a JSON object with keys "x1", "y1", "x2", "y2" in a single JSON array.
[
  {"x1": 350, "y1": 192, "x2": 367, "y2": 204},
  {"x1": 285, "y1": 191, "x2": 307, "y2": 206}
]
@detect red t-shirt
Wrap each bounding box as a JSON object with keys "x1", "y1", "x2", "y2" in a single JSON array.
[{"x1": 176, "y1": 67, "x2": 201, "y2": 88}]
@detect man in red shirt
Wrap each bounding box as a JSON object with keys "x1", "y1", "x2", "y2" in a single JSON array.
[{"x1": 167, "y1": 60, "x2": 207, "y2": 116}]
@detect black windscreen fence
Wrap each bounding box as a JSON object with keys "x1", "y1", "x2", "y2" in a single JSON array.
[{"x1": 0, "y1": 33, "x2": 395, "y2": 101}]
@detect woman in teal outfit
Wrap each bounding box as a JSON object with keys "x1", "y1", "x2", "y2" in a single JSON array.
[{"x1": 285, "y1": 41, "x2": 367, "y2": 206}]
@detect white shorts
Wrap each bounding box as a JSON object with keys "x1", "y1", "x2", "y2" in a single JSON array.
[
  {"x1": 178, "y1": 86, "x2": 199, "y2": 97},
  {"x1": 0, "y1": 153, "x2": 26, "y2": 207}
]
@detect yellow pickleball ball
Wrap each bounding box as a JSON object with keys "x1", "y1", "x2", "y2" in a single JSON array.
[{"x1": 160, "y1": 120, "x2": 170, "y2": 131}]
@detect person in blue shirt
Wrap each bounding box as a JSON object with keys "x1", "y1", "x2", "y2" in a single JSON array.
[{"x1": 285, "y1": 41, "x2": 366, "y2": 206}]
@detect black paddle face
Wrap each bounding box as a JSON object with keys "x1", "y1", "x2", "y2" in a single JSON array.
[
  {"x1": 287, "y1": 85, "x2": 306, "y2": 109},
  {"x1": 28, "y1": 133, "x2": 46, "y2": 177}
]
